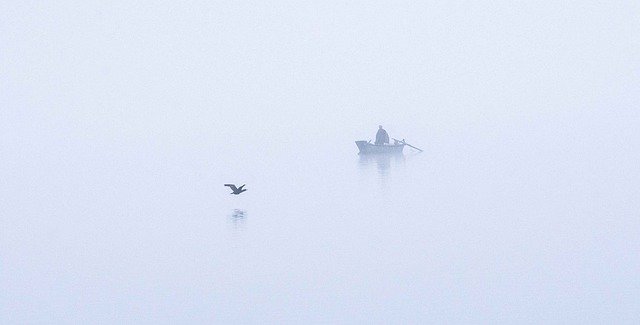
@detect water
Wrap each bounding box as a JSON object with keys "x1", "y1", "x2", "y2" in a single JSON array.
[{"x1": 2, "y1": 113, "x2": 639, "y2": 323}]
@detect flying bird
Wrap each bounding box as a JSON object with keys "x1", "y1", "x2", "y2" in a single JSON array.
[{"x1": 224, "y1": 184, "x2": 247, "y2": 195}]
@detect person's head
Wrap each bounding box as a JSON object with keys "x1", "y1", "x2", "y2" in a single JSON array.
[{"x1": 379, "y1": 125, "x2": 383, "y2": 129}]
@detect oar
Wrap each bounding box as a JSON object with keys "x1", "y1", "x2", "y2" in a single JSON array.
[{"x1": 393, "y1": 138, "x2": 423, "y2": 152}]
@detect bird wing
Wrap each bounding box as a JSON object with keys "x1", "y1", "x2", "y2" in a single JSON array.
[
  {"x1": 224, "y1": 184, "x2": 238, "y2": 191},
  {"x1": 238, "y1": 184, "x2": 246, "y2": 190}
]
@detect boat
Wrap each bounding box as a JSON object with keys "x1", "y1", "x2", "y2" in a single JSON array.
[{"x1": 355, "y1": 140, "x2": 404, "y2": 154}]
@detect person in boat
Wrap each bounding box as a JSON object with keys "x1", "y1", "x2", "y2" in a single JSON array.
[{"x1": 375, "y1": 125, "x2": 390, "y2": 145}]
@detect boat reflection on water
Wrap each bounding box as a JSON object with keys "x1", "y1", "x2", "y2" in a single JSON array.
[{"x1": 358, "y1": 152, "x2": 405, "y2": 176}]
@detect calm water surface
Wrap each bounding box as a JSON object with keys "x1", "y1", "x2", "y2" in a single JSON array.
[{"x1": 2, "y1": 124, "x2": 639, "y2": 324}]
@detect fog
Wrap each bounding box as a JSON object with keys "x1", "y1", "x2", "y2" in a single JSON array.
[{"x1": 2, "y1": 1, "x2": 639, "y2": 323}]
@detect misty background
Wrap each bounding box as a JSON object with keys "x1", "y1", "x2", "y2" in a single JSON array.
[{"x1": 2, "y1": 1, "x2": 639, "y2": 323}]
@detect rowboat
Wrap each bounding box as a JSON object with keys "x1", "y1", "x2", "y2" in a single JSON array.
[{"x1": 355, "y1": 140, "x2": 404, "y2": 154}]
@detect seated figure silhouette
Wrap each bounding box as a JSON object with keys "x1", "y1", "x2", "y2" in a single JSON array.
[{"x1": 375, "y1": 125, "x2": 389, "y2": 145}]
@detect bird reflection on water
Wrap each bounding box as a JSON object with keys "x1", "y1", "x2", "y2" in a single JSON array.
[{"x1": 230, "y1": 209, "x2": 247, "y2": 230}]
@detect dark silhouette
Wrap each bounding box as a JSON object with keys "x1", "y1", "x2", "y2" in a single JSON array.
[
  {"x1": 224, "y1": 184, "x2": 247, "y2": 195},
  {"x1": 375, "y1": 125, "x2": 389, "y2": 145}
]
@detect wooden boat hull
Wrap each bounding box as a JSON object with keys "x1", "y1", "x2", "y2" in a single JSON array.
[{"x1": 355, "y1": 140, "x2": 404, "y2": 154}]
